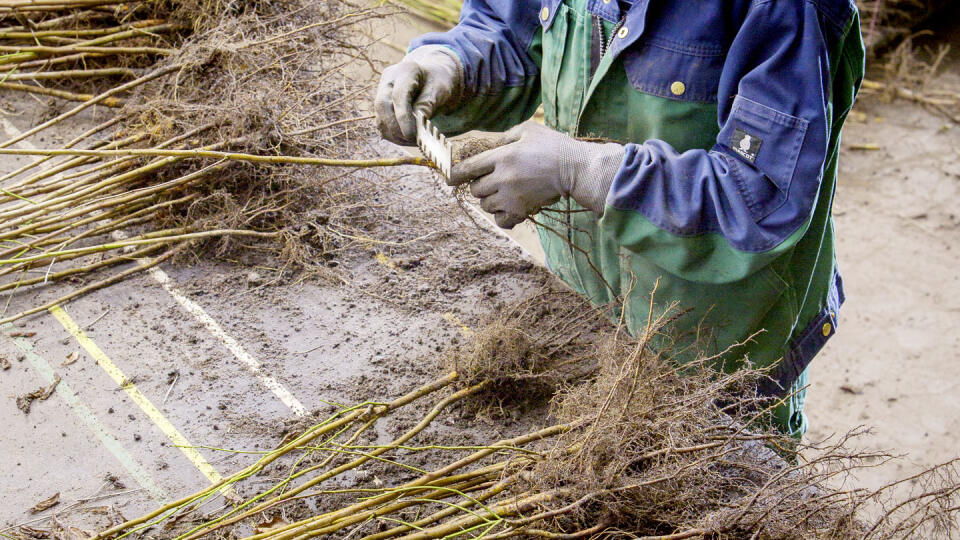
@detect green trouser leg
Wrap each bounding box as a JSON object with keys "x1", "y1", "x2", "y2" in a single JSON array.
[{"x1": 773, "y1": 367, "x2": 809, "y2": 439}]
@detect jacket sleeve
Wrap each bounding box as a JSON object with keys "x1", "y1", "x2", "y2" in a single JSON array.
[
  {"x1": 601, "y1": 0, "x2": 863, "y2": 284},
  {"x1": 409, "y1": 0, "x2": 543, "y2": 134}
]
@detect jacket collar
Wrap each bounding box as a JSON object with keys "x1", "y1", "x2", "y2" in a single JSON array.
[{"x1": 540, "y1": 0, "x2": 651, "y2": 55}]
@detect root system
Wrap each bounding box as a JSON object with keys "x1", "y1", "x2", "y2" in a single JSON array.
[{"x1": 76, "y1": 292, "x2": 960, "y2": 540}]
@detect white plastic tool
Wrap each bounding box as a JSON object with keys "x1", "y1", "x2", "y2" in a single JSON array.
[{"x1": 415, "y1": 111, "x2": 452, "y2": 179}]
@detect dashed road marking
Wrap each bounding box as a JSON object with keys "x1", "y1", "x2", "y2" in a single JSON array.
[
  {"x1": 442, "y1": 312, "x2": 474, "y2": 339},
  {"x1": 375, "y1": 252, "x2": 398, "y2": 270},
  {"x1": 5, "y1": 327, "x2": 169, "y2": 503},
  {"x1": 49, "y1": 305, "x2": 228, "y2": 485},
  {"x1": 146, "y1": 266, "x2": 308, "y2": 417}
]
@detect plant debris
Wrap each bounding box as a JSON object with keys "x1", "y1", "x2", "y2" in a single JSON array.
[
  {"x1": 0, "y1": 0, "x2": 424, "y2": 324},
  {"x1": 16, "y1": 376, "x2": 62, "y2": 414},
  {"x1": 62, "y1": 351, "x2": 79, "y2": 366},
  {"x1": 90, "y1": 292, "x2": 960, "y2": 539},
  {"x1": 17, "y1": 525, "x2": 50, "y2": 539},
  {"x1": 30, "y1": 492, "x2": 61, "y2": 514}
]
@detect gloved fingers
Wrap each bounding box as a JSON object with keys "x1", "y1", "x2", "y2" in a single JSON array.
[
  {"x1": 448, "y1": 147, "x2": 501, "y2": 187},
  {"x1": 479, "y1": 193, "x2": 501, "y2": 214},
  {"x1": 495, "y1": 212, "x2": 526, "y2": 229},
  {"x1": 468, "y1": 175, "x2": 499, "y2": 198},
  {"x1": 375, "y1": 70, "x2": 406, "y2": 144},
  {"x1": 391, "y1": 67, "x2": 422, "y2": 143},
  {"x1": 412, "y1": 83, "x2": 443, "y2": 119},
  {"x1": 495, "y1": 123, "x2": 526, "y2": 146}
]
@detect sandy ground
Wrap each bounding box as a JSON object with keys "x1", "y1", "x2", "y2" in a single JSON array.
[
  {"x1": 804, "y1": 83, "x2": 960, "y2": 493},
  {"x1": 1, "y1": 9, "x2": 959, "y2": 535}
]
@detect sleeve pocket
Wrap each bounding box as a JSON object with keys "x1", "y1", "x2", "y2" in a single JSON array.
[{"x1": 715, "y1": 95, "x2": 809, "y2": 220}]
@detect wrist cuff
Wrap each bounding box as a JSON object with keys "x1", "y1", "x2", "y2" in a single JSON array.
[{"x1": 563, "y1": 141, "x2": 625, "y2": 215}]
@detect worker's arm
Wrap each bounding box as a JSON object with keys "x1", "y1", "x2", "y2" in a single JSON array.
[
  {"x1": 453, "y1": 0, "x2": 863, "y2": 284},
  {"x1": 601, "y1": 0, "x2": 862, "y2": 284},
  {"x1": 376, "y1": 0, "x2": 543, "y2": 142}
]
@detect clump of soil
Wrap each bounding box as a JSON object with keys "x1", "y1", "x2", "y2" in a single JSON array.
[
  {"x1": 446, "y1": 289, "x2": 614, "y2": 410},
  {"x1": 452, "y1": 136, "x2": 502, "y2": 164}
]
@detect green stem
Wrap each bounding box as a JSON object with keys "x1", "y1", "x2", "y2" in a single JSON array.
[{"x1": 0, "y1": 147, "x2": 435, "y2": 169}]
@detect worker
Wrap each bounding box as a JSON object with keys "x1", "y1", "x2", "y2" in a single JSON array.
[{"x1": 375, "y1": 0, "x2": 865, "y2": 437}]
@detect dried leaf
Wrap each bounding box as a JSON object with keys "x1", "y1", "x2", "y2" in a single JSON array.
[
  {"x1": 62, "y1": 351, "x2": 79, "y2": 366},
  {"x1": 9, "y1": 331, "x2": 37, "y2": 338},
  {"x1": 254, "y1": 515, "x2": 290, "y2": 534},
  {"x1": 30, "y1": 492, "x2": 60, "y2": 514},
  {"x1": 16, "y1": 395, "x2": 33, "y2": 414},
  {"x1": 16, "y1": 376, "x2": 62, "y2": 414},
  {"x1": 39, "y1": 377, "x2": 61, "y2": 400},
  {"x1": 18, "y1": 525, "x2": 50, "y2": 538},
  {"x1": 66, "y1": 527, "x2": 96, "y2": 540}
]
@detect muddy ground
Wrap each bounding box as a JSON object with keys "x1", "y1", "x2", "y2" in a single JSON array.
[
  {"x1": 1, "y1": 9, "x2": 959, "y2": 538},
  {"x1": 0, "y1": 92, "x2": 574, "y2": 533}
]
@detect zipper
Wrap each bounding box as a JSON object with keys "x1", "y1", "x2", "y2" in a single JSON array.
[
  {"x1": 566, "y1": 15, "x2": 625, "y2": 254},
  {"x1": 594, "y1": 15, "x2": 624, "y2": 59},
  {"x1": 577, "y1": 15, "x2": 624, "y2": 138}
]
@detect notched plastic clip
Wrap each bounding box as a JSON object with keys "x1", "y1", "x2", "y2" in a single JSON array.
[{"x1": 415, "y1": 111, "x2": 452, "y2": 179}]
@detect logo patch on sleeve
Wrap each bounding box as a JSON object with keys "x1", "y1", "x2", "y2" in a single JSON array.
[{"x1": 731, "y1": 128, "x2": 762, "y2": 163}]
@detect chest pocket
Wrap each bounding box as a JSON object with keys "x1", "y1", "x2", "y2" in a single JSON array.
[
  {"x1": 540, "y1": 1, "x2": 591, "y2": 133},
  {"x1": 622, "y1": 36, "x2": 726, "y2": 104}
]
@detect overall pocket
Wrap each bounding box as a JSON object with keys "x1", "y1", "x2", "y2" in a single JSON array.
[
  {"x1": 716, "y1": 95, "x2": 810, "y2": 220},
  {"x1": 539, "y1": 2, "x2": 590, "y2": 133},
  {"x1": 621, "y1": 253, "x2": 793, "y2": 369},
  {"x1": 540, "y1": 3, "x2": 568, "y2": 128}
]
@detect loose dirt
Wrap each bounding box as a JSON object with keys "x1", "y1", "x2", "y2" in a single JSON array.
[{"x1": 805, "y1": 62, "x2": 960, "y2": 493}]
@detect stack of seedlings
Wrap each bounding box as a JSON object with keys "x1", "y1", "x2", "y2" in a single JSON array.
[
  {"x1": 0, "y1": 0, "x2": 434, "y2": 323},
  {"x1": 0, "y1": 0, "x2": 186, "y2": 105},
  {"x1": 76, "y1": 291, "x2": 960, "y2": 539}
]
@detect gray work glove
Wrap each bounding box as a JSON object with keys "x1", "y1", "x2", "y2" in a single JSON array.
[
  {"x1": 375, "y1": 45, "x2": 464, "y2": 145},
  {"x1": 449, "y1": 123, "x2": 625, "y2": 229}
]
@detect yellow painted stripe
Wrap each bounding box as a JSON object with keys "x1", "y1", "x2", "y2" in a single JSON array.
[
  {"x1": 442, "y1": 312, "x2": 474, "y2": 338},
  {"x1": 375, "y1": 252, "x2": 397, "y2": 270},
  {"x1": 49, "y1": 305, "x2": 225, "y2": 485}
]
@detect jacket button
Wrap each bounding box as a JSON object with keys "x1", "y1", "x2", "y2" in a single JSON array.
[
  {"x1": 670, "y1": 81, "x2": 686, "y2": 96},
  {"x1": 602, "y1": 0, "x2": 611, "y2": 3},
  {"x1": 822, "y1": 322, "x2": 832, "y2": 337},
  {"x1": 617, "y1": 26, "x2": 629, "y2": 39},
  {"x1": 540, "y1": 6, "x2": 549, "y2": 21}
]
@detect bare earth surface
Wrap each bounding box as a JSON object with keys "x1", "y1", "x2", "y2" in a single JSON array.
[
  {"x1": 1, "y1": 12, "x2": 959, "y2": 534},
  {"x1": 804, "y1": 77, "x2": 960, "y2": 493}
]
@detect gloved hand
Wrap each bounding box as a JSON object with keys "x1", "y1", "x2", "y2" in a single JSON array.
[
  {"x1": 449, "y1": 123, "x2": 625, "y2": 229},
  {"x1": 375, "y1": 45, "x2": 463, "y2": 145}
]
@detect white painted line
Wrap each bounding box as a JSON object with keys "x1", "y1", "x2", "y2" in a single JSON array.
[
  {"x1": 147, "y1": 266, "x2": 308, "y2": 417},
  {"x1": 6, "y1": 329, "x2": 169, "y2": 503},
  {"x1": 1, "y1": 117, "x2": 39, "y2": 152}
]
